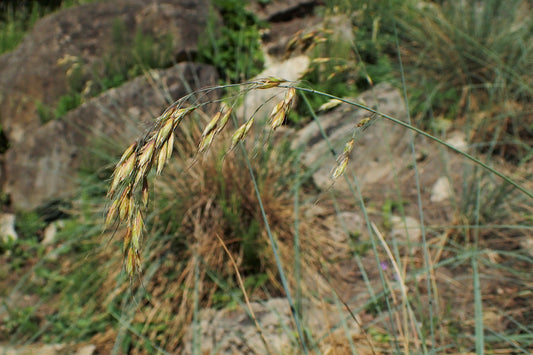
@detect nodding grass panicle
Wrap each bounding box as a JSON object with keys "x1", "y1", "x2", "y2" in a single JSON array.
[
  {"x1": 105, "y1": 79, "x2": 370, "y2": 278},
  {"x1": 268, "y1": 87, "x2": 296, "y2": 130},
  {"x1": 330, "y1": 113, "x2": 378, "y2": 181}
]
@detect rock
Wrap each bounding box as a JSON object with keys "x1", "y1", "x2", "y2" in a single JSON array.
[
  {"x1": 250, "y1": 0, "x2": 318, "y2": 22},
  {"x1": 431, "y1": 176, "x2": 453, "y2": 203},
  {"x1": 0, "y1": 0, "x2": 211, "y2": 145},
  {"x1": 42, "y1": 220, "x2": 65, "y2": 246},
  {"x1": 0, "y1": 344, "x2": 65, "y2": 355},
  {"x1": 390, "y1": 215, "x2": 422, "y2": 245},
  {"x1": 239, "y1": 55, "x2": 310, "y2": 122},
  {"x1": 293, "y1": 83, "x2": 409, "y2": 193},
  {"x1": 0, "y1": 343, "x2": 94, "y2": 355},
  {"x1": 76, "y1": 344, "x2": 96, "y2": 355},
  {"x1": 445, "y1": 130, "x2": 468, "y2": 151},
  {"x1": 4, "y1": 63, "x2": 218, "y2": 210},
  {"x1": 321, "y1": 212, "x2": 365, "y2": 260},
  {"x1": 182, "y1": 297, "x2": 360, "y2": 355},
  {"x1": 0, "y1": 213, "x2": 17, "y2": 243}
]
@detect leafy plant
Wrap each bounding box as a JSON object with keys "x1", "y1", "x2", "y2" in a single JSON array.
[{"x1": 197, "y1": 0, "x2": 265, "y2": 83}]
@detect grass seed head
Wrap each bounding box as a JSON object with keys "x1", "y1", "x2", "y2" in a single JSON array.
[
  {"x1": 141, "y1": 178, "x2": 149, "y2": 207},
  {"x1": 284, "y1": 87, "x2": 296, "y2": 105},
  {"x1": 256, "y1": 77, "x2": 287, "y2": 89},
  {"x1": 269, "y1": 108, "x2": 286, "y2": 131},
  {"x1": 332, "y1": 154, "x2": 349, "y2": 180},
  {"x1": 215, "y1": 107, "x2": 232, "y2": 134},
  {"x1": 202, "y1": 111, "x2": 222, "y2": 137},
  {"x1": 118, "y1": 185, "x2": 132, "y2": 221},
  {"x1": 269, "y1": 101, "x2": 285, "y2": 119},
  {"x1": 199, "y1": 129, "x2": 216, "y2": 153},
  {"x1": 230, "y1": 117, "x2": 255, "y2": 150},
  {"x1": 118, "y1": 141, "x2": 137, "y2": 166},
  {"x1": 126, "y1": 247, "x2": 135, "y2": 277},
  {"x1": 156, "y1": 142, "x2": 168, "y2": 175},
  {"x1": 166, "y1": 132, "x2": 174, "y2": 160},
  {"x1": 343, "y1": 139, "x2": 355, "y2": 154},
  {"x1": 172, "y1": 107, "x2": 196, "y2": 126},
  {"x1": 156, "y1": 118, "x2": 175, "y2": 148},
  {"x1": 138, "y1": 139, "x2": 156, "y2": 168},
  {"x1": 133, "y1": 163, "x2": 149, "y2": 188},
  {"x1": 131, "y1": 210, "x2": 144, "y2": 251},
  {"x1": 109, "y1": 154, "x2": 136, "y2": 197},
  {"x1": 123, "y1": 227, "x2": 132, "y2": 254},
  {"x1": 104, "y1": 198, "x2": 119, "y2": 227}
]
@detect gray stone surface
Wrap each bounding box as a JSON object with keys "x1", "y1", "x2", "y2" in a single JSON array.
[
  {"x1": 4, "y1": 63, "x2": 217, "y2": 210},
  {"x1": 182, "y1": 297, "x2": 360, "y2": 355},
  {"x1": 0, "y1": 0, "x2": 210, "y2": 145},
  {"x1": 0, "y1": 0, "x2": 210, "y2": 146}
]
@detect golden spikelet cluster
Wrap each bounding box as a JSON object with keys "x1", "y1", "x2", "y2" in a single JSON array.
[
  {"x1": 105, "y1": 78, "x2": 296, "y2": 278},
  {"x1": 331, "y1": 113, "x2": 378, "y2": 180},
  {"x1": 268, "y1": 87, "x2": 296, "y2": 131},
  {"x1": 199, "y1": 104, "x2": 233, "y2": 153},
  {"x1": 105, "y1": 104, "x2": 196, "y2": 278},
  {"x1": 284, "y1": 29, "x2": 329, "y2": 59}
]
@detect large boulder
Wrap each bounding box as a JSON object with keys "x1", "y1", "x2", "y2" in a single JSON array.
[
  {"x1": 0, "y1": 0, "x2": 214, "y2": 210},
  {"x1": 0, "y1": 0, "x2": 210, "y2": 145},
  {"x1": 4, "y1": 63, "x2": 218, "y2": 210}
]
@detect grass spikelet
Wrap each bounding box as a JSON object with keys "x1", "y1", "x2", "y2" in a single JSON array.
[
  {"x1": 269, "y1": 109, "x2": 286, "y2": 131},
  {"x1": 268, "y1": 87, "x2": 296, "y2": 130},
  {"x1": 215, "y1": 107, "x2": 232, "y2": 134},
  {"x1": 156, "y1": 118, "x2": 175, "y2": 148},
  {"x1": 331, "y1": 138, "x2": 355, "y2": 180},
  {"x1": 104, "y1": 198, "x2": 119, "y2": 227},
  {"x1": 331, "y1": 154, "x2": 349, "y2": 180},
  {"x1": 109, "y1": 153, "x2": 136, "y2": 197},
  {"x1": 118, "y1": 185, "x2": 132, "y2": 221},
  {"x1": 230, "y1": 117, "x2": 255, "y2": 150},
  {"x1": 123, "y1": 227, "x2": 132, "y2": 255},
  {"x1": 256, "y1": 77, "x2": 287, "y2": 89},
  {"x1": 131, "y1": 209, "x2": 143, "y2": 251},
  {"x1": 156, "y1": 141, "x2": 169, "y2": 175},
  {"x1": 141, "y1": 178, "x2": 149, "y2": 207},
  {"x1": 284, "y1": 87, "x2": 296, "y2": 105},
  {"x1": 172, "y1": 106, "x2": 196, "y2": 126},
  {"x1": 202, "y1": 111, "x2": 222, "y2": 137},
  {"x1": 199, "y1": 130, "x2": 216, "y2": 153},
  {"x1": 318, "y1": 98, "x2": 342, "y2": 111},
  {"x1": 133, "y1": 162, "x2": 149, "y2": 188},
  {"x1": 166, "y1": 132, "x2": 175, "y2": 158},
  {"x1": 138, "y1": 139, "x2": 156, "y2": 168},
  {"x1": 117, "y1": 141, "x2": 137, "y2": 166},
  {"x1": 125, "y1": 247, "x2": 135, "y2": 277}
]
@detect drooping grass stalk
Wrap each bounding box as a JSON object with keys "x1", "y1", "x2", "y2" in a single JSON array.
[
  {"x1": 237, "y1": 140, "x2": 310, "y2": 355},
  {"x1": 392, "y1": 16, "x2": 436, "y2": 350},
  {"x1": 293, "y1": 172, "x2": 302, "y2": 319},
  {"x1": 301, "y1": 91, "x2": 405, "y2": 352},
  {"x1": 292, "y1": 86, "x2": 533, "y2": 199},
  {"x1": 191, "y1": 252, "x2": 200, "y2": 355},
  {"x1": 473, "y1": 175, "x2": 484, "y2": 355}
]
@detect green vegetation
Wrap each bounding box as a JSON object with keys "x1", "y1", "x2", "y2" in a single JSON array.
[
  {"x1": 35, "y1": 18, "x2": 175, "y2": 122},
  {"x1": 197, "y1": 0, "x2": 265, "y2": 83},
  {"x1": 0, "y1": 0, "x2": 101, "y2": 54}
]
